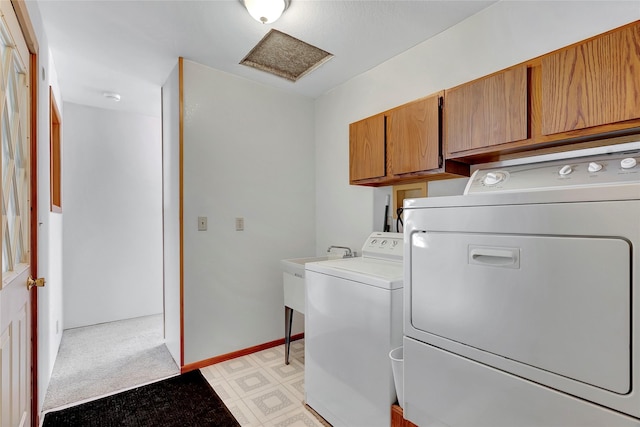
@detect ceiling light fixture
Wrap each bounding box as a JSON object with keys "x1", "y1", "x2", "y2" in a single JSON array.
[
  {"x1": 243, "y1": 0, "x2": 290, "y2": 24},
  {"x1": 103, "y1": 92, "x2": 121, "y2": 102}
]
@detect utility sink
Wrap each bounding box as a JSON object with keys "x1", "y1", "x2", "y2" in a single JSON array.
[
  {"x1": 281, "y1": 256, "x2": 329, "y2": 278},
  {"x1": 281, "y1": 256, "x2": 330, "y2": 364}
]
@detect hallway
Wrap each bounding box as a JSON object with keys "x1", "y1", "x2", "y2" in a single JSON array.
[{"x1": 42, "y1": 314, "x2": 179, "y2": 412}]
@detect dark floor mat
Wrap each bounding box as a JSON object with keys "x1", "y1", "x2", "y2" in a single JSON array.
[{"x1": 42, "y1": 370, "x2": 239, "y2": 427}]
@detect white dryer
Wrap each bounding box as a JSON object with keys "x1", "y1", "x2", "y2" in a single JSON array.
[
  {"x1": 305, "y1": 232, "x2": 403, "y2": 427},
  {"x1": 403, "y1": 149, "x2": 640, "y2": 427}
]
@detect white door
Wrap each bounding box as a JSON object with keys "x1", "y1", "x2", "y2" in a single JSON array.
[{"x1": 0, "y1": 1, "x2": 32, "y2": 426}]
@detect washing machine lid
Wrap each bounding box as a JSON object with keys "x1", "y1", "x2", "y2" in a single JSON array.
[{"x1": 305, "y1": 257, "x2": 403, "y2": 290}]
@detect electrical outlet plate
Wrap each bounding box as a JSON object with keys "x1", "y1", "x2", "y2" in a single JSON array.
[
  {"x1": 198, "y1": 216, "x2": 207, "y2": 231},
  {"x1": 235, "y1": 217, "x2": 244, "y2": 231}
]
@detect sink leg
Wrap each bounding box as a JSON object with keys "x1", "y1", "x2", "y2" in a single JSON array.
[{"x1": 285, "y1": 306, "x2": 294, "y2": 365}]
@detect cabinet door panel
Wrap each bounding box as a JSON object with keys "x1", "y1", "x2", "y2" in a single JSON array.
[
  {"x1": 389, "y1": 95, "x2": 440, "y2": 176},
  {"x1": 446, "y1": 66, "x2": 528, "y2": 154},
  {"x1": 349, "y1": 115, "x2": 386, "y2": 181},
  {"x1": 542, "y1": 24, "x2": 640, "y2": 135}
]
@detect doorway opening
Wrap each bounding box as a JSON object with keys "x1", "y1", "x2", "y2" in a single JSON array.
[{"x1": 41, "y1": 101, "x2": 171, "y2": 412}]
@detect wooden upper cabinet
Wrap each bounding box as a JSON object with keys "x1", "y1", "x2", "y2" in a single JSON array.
[
  {"x1": 349, "y1": 91, "x2": 468, "y2": 186},
  {"x1": 349, "y1": 114, "x2": 386, "y2": 182},
  {"x1": 542, "y1": 23, "x2": 640, "y2": 135},
  {"x1": 388, "y1": 93, "x2": 441, "y2": 176},
  {"x1": 350, "y1": 21, "x2": 640, "y2": 175},
  {"x1": 445, "y1": 65, "x2": 528, "y2": 154}
]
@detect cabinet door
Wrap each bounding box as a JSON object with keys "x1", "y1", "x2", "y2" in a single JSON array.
[
  {"x1": 389, "y1": 94, "x2": 440, "y2": 176},
  {"x1": 446, "y1": 66, "x2": 528, "y2": 154},
  {"x1": 349, "y1": 114, "x2": 386, "y2": 182},
  {"x1": 542, "y1": 24, "x2": 640, "y2": 135}
]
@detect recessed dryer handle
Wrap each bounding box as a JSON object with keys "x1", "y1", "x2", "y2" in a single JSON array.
[{"x1": 469, "y1": 246, "x2": 520, "y2": 269}]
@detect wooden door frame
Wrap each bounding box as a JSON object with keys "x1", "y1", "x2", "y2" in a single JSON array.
[
  {"x1": 11, "y1": 1, "x2": 40, "y2": 425},
  {"x1": 29, "y1": 51, "x2": 39, "y2": 427}
]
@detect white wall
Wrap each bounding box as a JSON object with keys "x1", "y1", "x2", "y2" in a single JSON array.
[
  {"x1": 62, "y1": 103, "x2": 163, "y2": 328},
  {"x1": 314, "y1": 1, "x2": 640, "y2": 254},
  {"x1": 181, "y1": 60, "x2": 315, "y2": 364},
  {"x1": 162, "y1": 63, "x2": 181, "y2": 365},
  {"x1": 24, "y1": 1, "x2": 64, "y2": 410}
]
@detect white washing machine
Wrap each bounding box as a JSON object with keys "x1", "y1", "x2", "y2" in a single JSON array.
[{"x1": 305, "y1": 232, "x2": 403, "y2": 427}]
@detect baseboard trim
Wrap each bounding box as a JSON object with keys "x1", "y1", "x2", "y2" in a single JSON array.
[
  {"x1": 391, "y1": 404, "x2": 419, "y2": 427},
  {"x1": 304, "y1": 403, "x2": 332, "y2": 427},
  {"x1": 181, "y1": 333, "x2": 304, "y2": 373}
]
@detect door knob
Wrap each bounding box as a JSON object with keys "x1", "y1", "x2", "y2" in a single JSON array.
[{"x1": 27, "y1": 276, "x2": 45, "y2": 291}]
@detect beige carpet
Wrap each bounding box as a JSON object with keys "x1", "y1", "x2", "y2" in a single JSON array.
[{"x1": 42, "y1": 314, "x2": 179, "y2": 411}]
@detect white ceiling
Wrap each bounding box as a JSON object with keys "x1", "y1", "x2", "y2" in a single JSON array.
[{"x1": 35, "y1": 0, "x2": 497, "y2": 117}]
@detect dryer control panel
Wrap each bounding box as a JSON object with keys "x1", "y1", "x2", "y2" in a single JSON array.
[
  {"x1": 465, "y1": 150, "x2": 640, "y2": 194},
  {"x1": 361, "y1": 232, "x2": 404, "y2": 261}
]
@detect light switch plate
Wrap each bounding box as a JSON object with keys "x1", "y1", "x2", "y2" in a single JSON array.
[
  {"x1": 235, "y1": 217, "x2": 244, "y2": 231},
  {"x1": 198, "y1": 216, "x2": 207, "y2": 231}
]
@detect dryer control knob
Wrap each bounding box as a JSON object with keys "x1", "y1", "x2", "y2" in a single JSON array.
[
  {"x1": 483, "y1": 171, "x2": 506, "y2": 186},
  {"x1": 587, "y1": 162, "x2": 603, "y2": 173},
  {"x1": 559, "y1": 164, "x2": 573, "y2": 176},
  {"x1": 621, "y1": 158, "x2": 637, "y2": 169}
]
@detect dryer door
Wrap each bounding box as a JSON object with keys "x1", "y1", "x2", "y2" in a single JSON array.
[{"x1": 410, "y1": 231, "x2": 630, "y2": 394}]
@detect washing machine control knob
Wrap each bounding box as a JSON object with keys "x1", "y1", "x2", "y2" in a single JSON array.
[
  {"x1": 483, "y1": 171, "x2": 506, "y2": 186},
  {"x1": 587, "y1": 162, "x2": 603, "y2": 173},
  {"x1": 559, "y1": 164, "x2": 573, "y2": 176},
  {"x1": 621, "y1": 158, "x2": 637, "y2": 169}
]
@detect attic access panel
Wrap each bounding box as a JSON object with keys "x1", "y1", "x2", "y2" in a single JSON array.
[{"x1": 240, "y1": 29, "x2": 333, "y2": 82}]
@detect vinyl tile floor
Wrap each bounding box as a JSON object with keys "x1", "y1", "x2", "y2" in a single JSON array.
[{"x1": 201, "y1": 339, "x2": 327, "y2": 427}]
